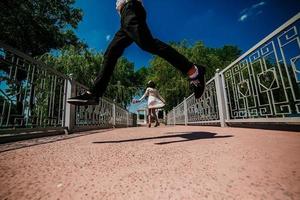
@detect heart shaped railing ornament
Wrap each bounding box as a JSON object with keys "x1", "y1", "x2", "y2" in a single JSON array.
[
  {"x1": 258, "y1": 69, "x2": 278, "y2": 92},
  {"x1": 291, "y1": 56, "x2": 300, "y2": 83},
  {"x1": 238, "y1": 80, "x2": 250, "y2": 97}
]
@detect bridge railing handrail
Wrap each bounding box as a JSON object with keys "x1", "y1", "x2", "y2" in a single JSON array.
[
  {"x1": 219, "y1": 12, "x2": 300, "y2": 75},
  {"x1": 0, "y1": 41, "x2": 70, "y2": 80}
]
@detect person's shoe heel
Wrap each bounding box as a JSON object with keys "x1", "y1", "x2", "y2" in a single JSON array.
[{"x1": 190, "y1": 65, "x2": 206, "y2": 99}]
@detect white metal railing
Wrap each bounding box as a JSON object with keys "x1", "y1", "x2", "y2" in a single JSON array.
[
  {"x1": 168, "y1": 13, "x2": 300, "y2": 126},
  {"x1": 0, "y1": 42, "x2": 136, "y2": 134}
]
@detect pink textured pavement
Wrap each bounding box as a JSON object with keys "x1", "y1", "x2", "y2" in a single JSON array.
[{"x1": 0, "y1": 126, "x2": 300, "y2": 200}]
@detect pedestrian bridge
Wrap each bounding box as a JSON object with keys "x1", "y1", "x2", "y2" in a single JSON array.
[
  {"x1": 0, "y1": 126, "x2": 299, "y2": 199},
  {"x1": 0, "y1": 12, "x2": 300, "y2": 200},
  {"x1": 1, "y1": 13, "x2": 300, "y2": 137}
]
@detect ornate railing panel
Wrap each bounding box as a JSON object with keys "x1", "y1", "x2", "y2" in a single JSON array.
[
  {"x1": 76, "y1": 100, "x2": 114, "y2": 128},
  {"x1": 68, "y1": 81, "x2": 136, "y2": 129},
  {"x1": 167, "y1": 13, "x2": 300, "y2": 126},
  {"x1": 174, "y1": 102, "x2": 185, "y2": 124},
  {"x1": 167, "y1": 78, "x2": 220, "y2": 125},
  {"x1": 0, "y1": 44, "x2": 68, "y2": 130},
  {"x1": 222, "y1": 14, "x2": 300, "y2": 120},
  {"x1": 73, "y1": 83, "x2": 114, "y2": 129},
  {"x1": 127, "y1": 113, "x2": 136, "y2": 127},
  {"x1": 0, "y1": 42, "x2": 136, "y2": 134},
  {"x1": 115, "y1": 105, "x2": 129, "y2": 126},
  {"x1": 186, "y1": 79, "x2": 219, "y2": 123},
  {"x1": 167, "y1": 110, "x2": 175, "y2": 125}
]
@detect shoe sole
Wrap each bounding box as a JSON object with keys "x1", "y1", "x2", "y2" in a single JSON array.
[{"x1": 67, "y1": 99, "x2": 99, "y2": 106}]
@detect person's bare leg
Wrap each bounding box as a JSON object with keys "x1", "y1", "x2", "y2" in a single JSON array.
[
  {"x1": 152, "y1": 109, "x2": 160, "y2": 127},
  {"x1": 148, "y1": 109, "x2": 152, "y2": 128}
]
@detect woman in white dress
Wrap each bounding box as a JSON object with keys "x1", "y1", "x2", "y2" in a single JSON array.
[{"x1": 133, "y1": 81, "x2": 166, "y2": 127}]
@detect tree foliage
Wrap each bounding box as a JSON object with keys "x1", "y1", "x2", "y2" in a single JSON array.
[
  {"x1": 140, "y1": 41, "x2": 241, "y2": 111},
  {"x1": 0, "y1": 0, "x2": 243, "y2": 116},
  {"x1": 40, "y1": 41, "x2": 240, "y2": 111},
  {"x1": 41, "y1": 46, "x2": 141, "y2": 108},
  {"x1": 41, "y1": 46, "x2": 103, "y2": 87},
  {"x1": 0, "y1": 0, "x2": 85, "y2": 56},
  {"x1": 105, "y1": 58, "x2": 139, "y2": 107}
]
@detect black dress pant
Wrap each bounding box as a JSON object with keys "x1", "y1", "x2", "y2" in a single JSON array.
[{"x1": 92, "y1": 0, "x2": 193, "y2": 97}]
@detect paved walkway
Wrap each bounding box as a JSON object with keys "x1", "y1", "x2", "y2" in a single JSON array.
[{"x1": 0, "y1": 126, "x2": 299, "y2": 200}]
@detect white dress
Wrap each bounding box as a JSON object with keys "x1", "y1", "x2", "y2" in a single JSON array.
[{"x1": 139, "y1": 87, "x2": 166, "y2": 109}]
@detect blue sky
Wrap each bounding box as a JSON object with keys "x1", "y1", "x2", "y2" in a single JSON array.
[{"x1": 75, "y1": 0, "x2": 300, "y2": 70}]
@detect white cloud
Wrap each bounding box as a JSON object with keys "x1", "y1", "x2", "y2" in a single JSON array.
[
  {"x1": 239, "y1": 14, "x2": 248, "y2": 22},
  {"x1": 238, "y1": 1, "x2": 266, "y2": 22},
  {"x1": 252, "y1": 1, "x2": 266, "y2": 9},
  {"x1": 106, "y1": 34, "x2": 111, "y2": 41}
]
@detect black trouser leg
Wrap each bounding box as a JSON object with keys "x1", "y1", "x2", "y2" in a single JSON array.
[
  {"x1": 124, "y1": 23, "x2": 193, "y2": 74},
  {"x1": 91, "y1": 30, "x2": 133, "y2": 97},
  {"x1": 92, "y1": 1, "x2": 194, "y2": 97},
  {"x1": 121, "y1": 1, "x2": 193, "y2": 74}
]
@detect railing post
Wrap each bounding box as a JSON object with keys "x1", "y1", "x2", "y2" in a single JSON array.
[
  {"x1": 126, "y1": 112, "x2": 129, "y2": 127},
  {"x1": 215, "y1": 69, "x2": 227, "y2": 127},
  {"x1": 183, "y1": 97, "x2": 188, "y2": 126},
  {"x1": 64, "y1": 77, "x2": 76, "y2": 133},
  {"x1": 173, "y1": 107, "x2": 176, "y2": 126},
  {"x1": 221, "y1": 73, "x2": 230, "y2": 122},
  {"x1": 112, "y1": 102, "x2": 116, "y2": 128}
]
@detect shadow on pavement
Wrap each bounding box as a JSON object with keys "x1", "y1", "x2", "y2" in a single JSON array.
[{"x1": 93, "y1": 132, "x2": 233, "y2": 145}]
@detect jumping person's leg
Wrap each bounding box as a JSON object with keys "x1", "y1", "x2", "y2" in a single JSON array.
[
  {"x1": 91, "y1": 30, "x2": 133, "y2": 97},
  {"x1": 148, "y1": 108, "x2": 152, "y2": 128},
  {"x1": 121, "y1": 2, "x2": 192, "y2": 74},
  {"x1": 67, "y1": 29, "x2": 133, "y2": 105},
  {"x1": 152, "y1": 109, "x2": 160, "y2": 127},
  {"x1": 121, "y1": 0, "x2": 206, "y2": 98},
  {"x1": 68, "y1": 0, "x2": 206, "y2": 106}
]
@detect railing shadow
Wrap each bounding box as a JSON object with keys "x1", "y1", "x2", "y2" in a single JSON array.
[{"x1": 93, "y1": 132, "x2": 233, "y2": 145}]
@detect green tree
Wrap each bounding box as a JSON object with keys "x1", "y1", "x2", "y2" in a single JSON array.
[
  {"x1": 105, "y1": 58, "x2": 138, "y2": 107},
  {"x1": 215, "y1": 45, "x2": 242, "y2": 67},
  {"x1": 41, "y1": 45, "x2": 103, "y2": 87},
  {"x1": 144, "y1": 41, "x2": 241, "y2": 111},
  {"x1": 0, "y1": 0, "x2": 85, "y2": 56},
  {"x1": 41, "y1": 46, "x2": 142, "y2": 108},
  {"x1": 0, "y1": 0, "x2": 85, "y2": 125},
  {"x1": 134, "y1": 67, "x2": 149, "y2": 88}
]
